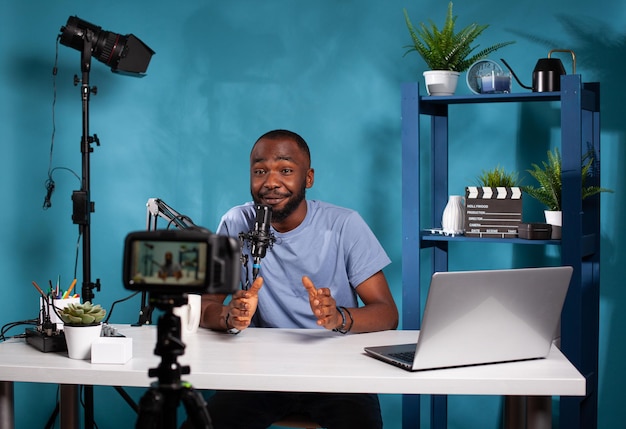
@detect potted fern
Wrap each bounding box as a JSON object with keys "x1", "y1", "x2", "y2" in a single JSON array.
[
  {"x1": 403, "y1": 2, "x2": 515, "y2": 95},
  {"x1": 60, "y1": 301, "x2": 106, "y2": 359},
  {"x1": 465, "y1": 166, "x2": 522, "y2": 238},
  {"x1": 523, "y1": 147, "x2": 612, "y2": 238}
]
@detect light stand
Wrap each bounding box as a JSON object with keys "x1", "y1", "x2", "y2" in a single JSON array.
[
  {"x1": 70, "y1": 41, "x2": 100, "y2": 429},
  {"x1": 59, "y1": 15, "x2": 155, "y2": 304},
  {"x1": 71, "y1": 32, "x2": 99, "y2": 305},
  {"x1": 58, "y1": 16, "x2": 154, "y2": 429}
]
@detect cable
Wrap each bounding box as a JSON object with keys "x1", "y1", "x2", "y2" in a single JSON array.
[
  {"x1": 0, "y1": 319, "x2": 38, "y2": 342},
  {"x1": 43, "y1": 35, "x2": 60, "y2": 210},
  {"x1": 73, "y1": 231, "x2": 82, "y2": 280},
  {"x1": 43, "y1": 35, "x2": 80, "y2": 210},
  {"x1": 103, "y1": 291, "x2": 141, "y2": 324}
]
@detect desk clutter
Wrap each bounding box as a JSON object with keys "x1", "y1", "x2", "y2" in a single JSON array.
[
  {"x1": 25, "y1": 323, "x2": 131, "y2": 363},
  {"x1": 27, "y1": 279, "x2": 130, "y2": 363}
]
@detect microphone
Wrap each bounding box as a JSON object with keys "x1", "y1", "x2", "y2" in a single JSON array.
[{"x1": 248, "y1": 204, "x2": 275, "y2": 280}]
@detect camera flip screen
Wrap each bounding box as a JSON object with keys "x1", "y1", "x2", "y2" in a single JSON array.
[{"x1": 123, "y1": 230, "x2": 240, "y2": 295}]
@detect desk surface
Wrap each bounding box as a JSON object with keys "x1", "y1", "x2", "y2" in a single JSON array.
[{"x1": 0, "y1": 326, "x2": 585, "y2": 396}]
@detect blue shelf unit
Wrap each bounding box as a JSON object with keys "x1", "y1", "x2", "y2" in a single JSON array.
[{"x1": 401, "y1": 75, "x2": 600, "y2": 429}]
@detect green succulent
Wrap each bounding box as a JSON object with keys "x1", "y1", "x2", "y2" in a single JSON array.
[
  {"x1": 59, "y1": 301, "x2": 106, "y2": 325},
  {"x1": 523, "y1": 147, "x2": 613, "y2": 211},
  {"x1": 403, "y1": 2, "x2": 515, "y2": 72}
]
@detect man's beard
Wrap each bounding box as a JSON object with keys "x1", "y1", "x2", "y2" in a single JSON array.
[{"x1": 252, "y1": 184, "x2": 306, "y2": 223}]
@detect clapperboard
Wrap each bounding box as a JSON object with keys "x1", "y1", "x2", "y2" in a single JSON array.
[{"x1": 465, "y1": 187, "x2": 522, "y2": 238}]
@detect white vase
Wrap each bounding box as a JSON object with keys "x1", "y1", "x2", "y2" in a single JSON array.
[
  {"x1": 442, "y1": 195, "x2": 465, "y2": 236},
  {"x1": 64, "y1": 324, "x2": 102, "y2": 360},
  {"x1": 544, "y1": 210, "x2": 562, "y2": 239},
  {"x1": 423, "y1": 70, "x2": 460, "y2": 96}
]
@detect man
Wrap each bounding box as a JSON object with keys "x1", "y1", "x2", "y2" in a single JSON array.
[
  {"x1": 199, "y1": 129, "x2": 398, "y2": 429},
  {"x1": 158, "y1": 251, "x2": 182, "y2": 280}
]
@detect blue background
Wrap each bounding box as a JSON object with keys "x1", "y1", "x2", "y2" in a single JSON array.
[{"x1": 1, "y1": 1, "x2": 624, "y2": 428}]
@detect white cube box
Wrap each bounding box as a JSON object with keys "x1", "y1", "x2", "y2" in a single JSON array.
[{"x1": 91, "y1": 337, "x2": 133, "y2": 364}]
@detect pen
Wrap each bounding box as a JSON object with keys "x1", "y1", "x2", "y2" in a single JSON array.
[{"x1": 63, "y1": 279, "x2": 77, "y2": 299}]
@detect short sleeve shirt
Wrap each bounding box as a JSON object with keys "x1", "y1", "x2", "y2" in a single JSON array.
[{"x1": 216, "y1": 200, "x2": 391, "y2": 328}]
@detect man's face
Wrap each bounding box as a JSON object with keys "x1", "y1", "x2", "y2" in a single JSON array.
[{"x1": 249, "y1": 137, "x2": 314, "y2": 225}]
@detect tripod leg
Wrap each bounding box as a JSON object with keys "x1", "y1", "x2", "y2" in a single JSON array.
[
  {"x1": 180, "y1": 383, "x2": 213, "y2": 429},
  {"x1": 136, "y1": 387, "x2": 165, "y2": 429}
]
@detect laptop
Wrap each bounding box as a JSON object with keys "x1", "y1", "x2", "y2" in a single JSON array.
[{"x1": 364, "y1": 266, "x2": 572, "y2": 371}]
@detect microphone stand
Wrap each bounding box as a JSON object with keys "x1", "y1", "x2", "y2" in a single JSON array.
[{"x1": 135, "y1": 198, "x2": 204, "y2": 325}]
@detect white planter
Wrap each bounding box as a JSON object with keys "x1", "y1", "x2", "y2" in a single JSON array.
[
  {"x1": 64, "y1": 324, "x2": 102, "y2": 360},
  {"x1": 423, "y1": 70, "x2": 460, "y2": 96},
  {"x1": 544, "y1": 210, "x2": 562, "y2": 239}
]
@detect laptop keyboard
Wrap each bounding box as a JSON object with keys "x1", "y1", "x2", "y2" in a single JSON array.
[{"x1": 390, "y1": 351, "x2": 415, "y2": 363}]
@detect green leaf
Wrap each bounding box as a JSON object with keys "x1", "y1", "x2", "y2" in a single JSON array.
[
  {"x1": 403, "y1": 2, "x2": 515, "y2": 72},
  {"x1": 522, "y1": 147, "x2": 613, "y2": 211}
]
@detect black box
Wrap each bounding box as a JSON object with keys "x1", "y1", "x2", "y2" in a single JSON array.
[
  {"x1": 25, "y1": 328, "x2": 67, "y2": 353},
  {"x1": 518, "y1": 223, "x2": 552, "y2": 240}
]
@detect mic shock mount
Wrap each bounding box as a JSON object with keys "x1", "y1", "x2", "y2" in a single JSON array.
[{"x1": 238, "y1": 204, "x2": 276, "y2": 288}]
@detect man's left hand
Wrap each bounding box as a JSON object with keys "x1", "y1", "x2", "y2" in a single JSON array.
[{"x1": 302, "y1": 276, "x2": 342, "y2": 330}]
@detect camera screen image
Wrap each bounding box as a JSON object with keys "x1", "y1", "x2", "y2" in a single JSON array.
[{"x1": 123, "y1": 230, "x2": 240, "y2": 295}]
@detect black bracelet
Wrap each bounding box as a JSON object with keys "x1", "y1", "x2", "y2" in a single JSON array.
[
  {"x1": 332, "y1": 306, "x2": 353, "y2": 334},
  {"x1": 342, "y1": 306, "x2": 354, "y2": 333},
  {"x1": 225, "y1": 312, "x2": 240, "y2": 335}
]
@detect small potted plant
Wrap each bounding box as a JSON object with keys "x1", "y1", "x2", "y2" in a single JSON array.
[
  {"x1": 465, "y1": 165, "x2": 522, "y2": 238},
  {"x1": 60, "y1": 301, "x2": 106, "y2": 359},
  {"x1": 523, "y1": 147, "x2": 612, "y2": 237},
  {"x1": 403, "y1": 2, "x2": 515, "y2": 95},
  {"x1": 475, "y1": 165, "x2": 520, "y2": 188}
]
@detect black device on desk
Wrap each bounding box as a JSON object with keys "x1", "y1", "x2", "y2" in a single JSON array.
[
  {"x1": 123, "y1": 229, "x2": 240, "y2": 429},
  {"x1": 25, "y1": 290, "x2": 67, "y2": 353},
  {"x1": 25, "y1": 328, "x2": 67, "y2": 353}
]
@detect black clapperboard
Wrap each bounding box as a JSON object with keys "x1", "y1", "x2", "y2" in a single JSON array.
[{"x1": 464, "y1": 187, "x2": 522, "y2": 238}]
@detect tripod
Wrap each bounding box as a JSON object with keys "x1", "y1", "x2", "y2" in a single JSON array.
[{"x1": 136, "y1": 294, "x2": 213, "y2": 429}]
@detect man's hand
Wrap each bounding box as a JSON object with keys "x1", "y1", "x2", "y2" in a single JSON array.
[
  {"x1": 226, "y1": 276, "x2": 263, "y2": 331},
  {"x1": 302, "y1": 276, "x2": 342, "y2": 330}
]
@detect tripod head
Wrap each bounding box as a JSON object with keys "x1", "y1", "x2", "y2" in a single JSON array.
[
  {"x1": 137, "y1": 293, "x2": 213, "y2": 428},
  {"x1": 148, "y1": 294, "x2": 190, "y2": 384}
]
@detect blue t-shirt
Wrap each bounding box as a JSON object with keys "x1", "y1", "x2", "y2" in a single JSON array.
[{"x1": 216, "y1": 200, "x2": 391, "y2": 329}]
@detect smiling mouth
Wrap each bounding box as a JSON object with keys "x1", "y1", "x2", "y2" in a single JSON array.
[{"x1": 259, "y1": 193, "x2": 289, "y2": 205}]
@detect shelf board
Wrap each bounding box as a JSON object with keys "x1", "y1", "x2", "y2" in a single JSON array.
[
  {"x1": 420, "y1": 91, "x2": 561, "y2": 105},
  {"x1": 419, "y1": 230, "x2": 560, "y2": 245}
]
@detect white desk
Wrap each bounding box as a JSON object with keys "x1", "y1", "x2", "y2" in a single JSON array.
[{"x1": 0, "y1": 326, "x2": 585, "y2": 428}]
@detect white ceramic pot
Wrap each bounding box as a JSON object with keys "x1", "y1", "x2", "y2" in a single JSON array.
[
  {"x1": 423, "y1": 70, "x2": 460, "y2": 96},
  {"x1": 64, "y1": 324, "x2": 102, "y2": 360},
  {"x1": 544, "y1": 210, "x2": 562, "y2": 239}
]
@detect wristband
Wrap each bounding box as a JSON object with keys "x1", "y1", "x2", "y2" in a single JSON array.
[
  {"x1": 332, "y1": 306, "x2": 352, "y2": 334},
  {"x1": 225, "y1": 312, "x2": 240, "y2": 335}
]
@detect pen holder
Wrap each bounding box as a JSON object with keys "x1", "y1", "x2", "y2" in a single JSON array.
[{"x1": 40, "y1": 297, "x2": 81, "y2": 330}]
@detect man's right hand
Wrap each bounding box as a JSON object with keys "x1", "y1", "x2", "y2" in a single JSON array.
[{"x1": 225, "y1": 276, "x2": 263, "y2": 331}]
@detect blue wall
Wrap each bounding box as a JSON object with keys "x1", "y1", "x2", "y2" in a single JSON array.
[{"x1": 1, "y1": 1, "x2": 624, "y2": 428}]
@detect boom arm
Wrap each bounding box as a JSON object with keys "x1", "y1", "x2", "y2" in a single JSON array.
[{"x1": 146, "y1": 198, "x2": 205, "y2": 231}]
